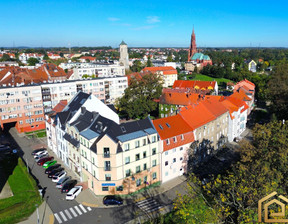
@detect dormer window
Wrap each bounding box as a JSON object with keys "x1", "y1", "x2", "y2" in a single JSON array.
[
  {"x1": 181, "y1": 134, "x2": 184, "y2": 140},
  {"x1": 173, "y1": 137, "x2": 177, "y2": 143},
  {"x1": 166, "y1": 139, "x2": 170, "y2": 145}
]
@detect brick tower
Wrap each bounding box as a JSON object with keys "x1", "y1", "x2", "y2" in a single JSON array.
[{"x1": 188, "y1": 28, "x2": 197, "y2": 61}]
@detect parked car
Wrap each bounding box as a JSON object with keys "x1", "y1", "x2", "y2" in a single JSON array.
[
  {"x1": 103, "y1": 195, "x2": 123, "y2": 206},
  {"x1": 61, "y1": 180, "x2": 77, "y2": 193},
  {"x1": 66, "y1": 186, "x2": 83, "y2": 200},
  {"x1": 48, "y1": 167, "x2": 64, "y2": 178},
  {"x1": 56, "y1": 176, "x2": 71, "y2": 189},
  {"x1": 33, "y1": 150, "x2": 48, "y2": 158},
  {"x1": 35, "y1": 154, "x2": 49, "y2": 162},
  {"x1": 43, "y1": 160, "x2": 57, "y2": 169},
  {"x1": 37, "y1": 156, "x2": 54, "y2": 166},
  {"x1": 31, "y1": 147, "x2": 46, "y2": 155},
  {"x1": 52, "y1": 171, "x2": 67, "y2": 182},
  {"x1": 45, "y1": 164, "x2": 61, "y2": 174}
]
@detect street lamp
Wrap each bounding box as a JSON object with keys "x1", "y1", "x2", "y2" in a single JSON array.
[{"x1": 35, "y1": 204, "x2": 39, "y2": 224}]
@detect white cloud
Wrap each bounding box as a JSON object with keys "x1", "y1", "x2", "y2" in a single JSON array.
[
  {"x1": 108, "y1": 17, "x2": 120, "y2": 21},
  {"x1": 146, "y1": 16, "x2": 160, "y2": 24}
]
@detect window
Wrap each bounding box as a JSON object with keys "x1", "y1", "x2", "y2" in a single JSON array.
[
  {"x1": 92, "y1": 157, "x2": 95, "y2": 164},
  {"x1": 103, "y1": 147, "x2": 110, "y2": 158},
  {"x1": 152, "y1": 159, "x2": 157, "y2": 167},
  {"x1": 152, "y1": 136, "x2": 156, "y2": 143},
  {"x1": 165, "y1": 161, "x2": 168, "y2": 166},
  {"x1": 135, "y1": 140, "x2": 140, "y2": 148},
  {"x1": 136, "y1": 179, "x2": 141, "y2": 187},
  {"x1": 166, "y1": 139, "x2": 170, "y2": 145},
  {"x1": 102, "y1": 187, "x2": 109, "y2": 191},
  {"x1": 143, "y1": 163, "x2": 147, "y2": 170},
  {"x1": 124, "y1": 143, "x2": 130, "y2": 151},
  {"x1": 104, "y1": 161, "x2": 111, "y2": 171},
  {"x1": 125, "y1": 169, "x2": 131, "y2": 177},
  {"x1": 143, "y1": 138, "x2": 146, "y2": 146},
  {"x1": 116, "y1": 186, "x2": 123, "y2": 191},
  {"x1": 136, "y1": 166, "x2": 141, "y2": 173},
  {"x1": 135, "y1": 154, "x2": 140, "y2": 161},
  {"x1": 152, "y1": 172, "x2": 157, "y2": 180},
  {"x1": 125, "y1": 156, "x2": 130, "y2": 164},
  {"x1": 173, "y1": 158, "x2": 176, "y2": 163},
  {"x1": 152, "y1": 148, "x2": 156, "y2": 155},
  {"x1": 144, "y1": 176, "x2": 148, "y2": 184},
  {"x1": 173, "y1": 137, "x2": 177, "y2": 143},
  {"x1": 105, "y1": 174, "x2": 111, "y2": 181},
  {"x1": 93, "y1": 170, "x2": 96, "y2": 177},
  {"x1": 172, "y1": 148, "x2": 176, "y2": 153},
  {"x1": 165, "y1": 171, "x2": 169, "y2": 176},
  {"x1": 180, "y1": 147, "x2": 183, "y2": 151},
  {"x1": 181, "y1": 134, "x2": 184, "y2": 140},
  {"x1": 143, "y1": 151, "x2": 147, "y2": 158},
  {"x1": 165, "y1": 151, "x2": 168, "y2": 156},
  {"x1": 180, "y1": 157, "x2": 183, "y2": 161}
]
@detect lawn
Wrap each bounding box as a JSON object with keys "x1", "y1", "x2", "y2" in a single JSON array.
[
  {"x1": 26, "y1": 129, "x2": 47, "y2": 138},
  {"x1": 184, "y1": 73, "x2": 233, "y2": 84},
  {"x1": 0, "y1": 158, "x2": 42, "y2": 224}
]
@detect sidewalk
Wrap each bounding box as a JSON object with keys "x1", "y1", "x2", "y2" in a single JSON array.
[
  {"x1": 18, "y1": 199, "x2": 54, "y2": 224},
  {"x1": 76, "y1": 175, "x2": 187, "y2": 208}
]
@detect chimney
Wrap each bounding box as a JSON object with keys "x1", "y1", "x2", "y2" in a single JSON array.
[{"x1": 81, "y1": 107, "x2": 86, "y2": 114}]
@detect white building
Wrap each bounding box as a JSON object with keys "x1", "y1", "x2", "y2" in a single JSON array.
[
  {"x1": 119, "y1": 41, "x2": 129, "y2": 70},
  {"x1": 19, "y1": 53, "x2": 44, "y2": 64}
]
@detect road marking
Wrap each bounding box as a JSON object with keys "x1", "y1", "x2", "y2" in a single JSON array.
[
  {"x1": 87, "y1": 206, "x2": 92, "y2": 211},
  {"x1": 59, "y1": 211, "x2": 67, "y2": 222},
  {"x1": 79, "y1": 204, "x2": 87, "y2": 213},
  {"x1": 74, "y1": 205, "x2": 83, "y2": 215},
  {"x1": 54, "y1": 213, "x2": 62, "y2": 224},
  {"x1": 64, "y1": 209, "x2": 72, "y2": 219},
  {"x1": 69, "y1": 207, "x2": 78, "y2": 217}
]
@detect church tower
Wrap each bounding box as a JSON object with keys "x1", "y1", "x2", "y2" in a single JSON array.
[
  {"x1": 188, "y1": 28, "x2": 197, "y2": 61},
  {"x1": 119, "y1": 40, "x2": 129, "y2": 70}
]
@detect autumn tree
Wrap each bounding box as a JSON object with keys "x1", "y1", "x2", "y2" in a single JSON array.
[{"x1": 116, "y1": 72, "x2": 163, "y2": 119}]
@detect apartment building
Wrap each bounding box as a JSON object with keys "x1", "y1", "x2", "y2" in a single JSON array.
[
  {"x1": 153, "y1": 114, "x2": 195, "y2": 183},
  {"x1": 0, "y1": 85, "x2": 44, "y2": 133},
  {"x1": 79, "y1": 116, "x2": 160, "y2": 195}
]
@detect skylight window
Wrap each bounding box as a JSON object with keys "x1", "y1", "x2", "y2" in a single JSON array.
[
  {"x1": 166, "y1": 123, "x2": 171, "y2": 128},
  {"x1": 159, "y1": 125, "x2": 163, "y2": 130},
  {"x1": 121, "y1": 126, "x2": 126, "y2": 133}
]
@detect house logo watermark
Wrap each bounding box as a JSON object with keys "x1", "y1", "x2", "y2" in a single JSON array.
[{"x1": 258, "y1": 192, "x2": 288, "y2": 223}]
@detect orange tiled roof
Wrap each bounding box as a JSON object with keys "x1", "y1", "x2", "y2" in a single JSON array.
[
  {"x1": 201, "y1": 96, "x2": 229, "y2": 117},
  {"x1": 153, "y1": 114, "x2": 194, "y2": 140},
  {"x1": 143, "y1": 66, "x2": 176, "y2": 73},
  {"x1": 179, "y1": 103, "x2": 216, "y2": 130},
  {"x1": 231, "y1": 88, "x2": 252, "y2": 101},
  {"x1": 173, "y1": 80, "x2": 216, "y2": 90},
  {"x1": 234, "y1": 79, "x2": 255, "y2": 90},
  {"x1": 163, "y1": 132, "x2": 195, "y2": 151},
  {"x1": 80, "y1": 56, "x2": 96, "y2": 61},
  {"x1": 52, "y1": 100, "x2": 68, "y2": 113},
  {"x1": 160, "y1": 92, "x2": 202, "y2": 106}
]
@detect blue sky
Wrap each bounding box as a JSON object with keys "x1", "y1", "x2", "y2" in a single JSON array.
[{"x1": 1, "y1": 0, "x2": 288, "y2": 48}]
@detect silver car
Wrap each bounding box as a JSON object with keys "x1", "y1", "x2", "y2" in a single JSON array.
[
  {"x1": 56, "y1": 176, "x2": 71, "y2": 189},
  {"x1": 35, "y1": 153, "x2": 49, "y2": 162}
]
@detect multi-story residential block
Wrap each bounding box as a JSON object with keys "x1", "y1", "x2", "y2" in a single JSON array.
[
  {"x1": 19, "y1": 53, "x2": 44, "y2": 64},
  {"x1": 0, "y1": 85, "x2": 45, "y2": 133},
  {"x1": 142, "y1": 66, "x2": 178, "y2": 88},
  {"x1": 79, "y1": 116, "x2": 160, "y2": 195},
  {"x1": 45, "y1": 100, "x2": 67, "y2": 155},
  {"x1": 153, "y1": 114, "x2": 195, "y2": 183}
]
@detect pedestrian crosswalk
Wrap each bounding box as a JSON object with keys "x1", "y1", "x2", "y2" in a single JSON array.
[
  {"x1": 54, "y1": 204, "x2": 92, "y2": 223},
  {"x1": 135, "y1": 198, "x2": 163, "y2": 213}
]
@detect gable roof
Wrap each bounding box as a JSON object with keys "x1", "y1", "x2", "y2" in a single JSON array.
[
  {"x1": 179, "y1": 103, "x2": 216, "y2": 130},
  {"x1": 153, "y1": 114, "x2": 193, "y2": 140},
  {"x1": 173, "y1": 80, "x2": 216, "y2": 90},
  {"x1": 159, "y1": 91, "x2": 202, "y2": 106},
  {"x1": 201, "y1": 96, "x2": 229, "y2": 117},
  {"x1": 142, "y1": 66, "x2": 176, "y2": 74}
]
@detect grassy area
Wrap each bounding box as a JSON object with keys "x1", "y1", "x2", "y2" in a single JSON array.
[
  {"x1": 191, "y1": 74, "x2": 233, "y2": 84},
  {"x1": 26, "y1": 129, "x2": 46, "y2": 138},
  {"x1": 0, "y1": 158, "x2": 42, "y2": 224}
]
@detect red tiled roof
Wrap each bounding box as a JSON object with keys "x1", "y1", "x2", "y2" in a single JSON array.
[
  {"x1": 142, "y1": 66, "x2": 176, "y2": 73},
  {"x1": 173, "y1": 80, "x2": 216, "y2": 90},
  {"x1": 153, "y1": 114, "x2": 194, "y2": 139},
  {"x1": 160, "y1": 92, "x2": 202, "y2": 106},
  {"x1": 234, "y1": 79, "x2": 255, "y2": 90},
  {"x1": 201, "y1": 96, "x2": 229, "y2": 117},
  {"x1": 179, "y1": 103, "x2": 216, "y2": 130},
  {"x1": 231, "y1": 88, "x2": 252, "y2": 101},
  {"x1": 52, "y1": 100, "x2": 67, "y2": 113},
  {"x1": 80, "y1": 56, "x2": 96, "y2": 61}
]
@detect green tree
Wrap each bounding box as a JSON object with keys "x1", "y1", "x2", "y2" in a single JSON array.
[
  {"x1": 130, "y1": 60, "x2": 143, "y2": 72},
  {"x1": 116, "y1": 73, "x2": 163, "y2": 119},
  {"x1": 267, "y1": 63, "x2": 288, "y2": 120},
  {"x1": 27, "y1": 57, "x2": 39, "y2": 66},
  {"x1": 0, "y1": 53, "x2": 12, "y2": 61},
  {"x1": 146, "y1": 56, "x2": 153, "y2": 67}
]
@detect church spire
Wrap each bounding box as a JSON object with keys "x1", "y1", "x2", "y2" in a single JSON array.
[{"x1": 188, "y1": 27, "x2": 197, "y2": 61}]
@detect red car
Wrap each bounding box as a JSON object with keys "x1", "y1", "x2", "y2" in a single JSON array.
[{"x1": 37, "y1": 156, "x2": 54, "y2": 166}]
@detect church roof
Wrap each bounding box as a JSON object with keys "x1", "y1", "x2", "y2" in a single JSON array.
[
  {"x1": 120, "y1": 40, "x2": 127, "y2": 45},
  {"x1": 191, "y1": 53, "x2": 211, "y2": 61}
]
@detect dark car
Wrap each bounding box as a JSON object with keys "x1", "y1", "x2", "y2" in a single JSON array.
[
  {"x1": 48, "y1": 167, "x2": 64, "y2": 178},
  {"x1": 37, "y1": 156, "x2": 54, "y2": 166},
  {"x1": 103, "y1": 195, "x2": 123, "y2": 206},
  {"x1": 31, "y1": 147, "x2": 46, "y2": 155},
  {"x1": 45, "y1": 164, "x2": 61, "y2": 174},
  {"x1": 61, "y1": 180, "x2": 77, "y2": 193}
]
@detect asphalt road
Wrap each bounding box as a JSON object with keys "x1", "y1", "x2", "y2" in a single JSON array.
[{"x1": 5, "y1": 128, "x2": 186, "y2": 224}]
